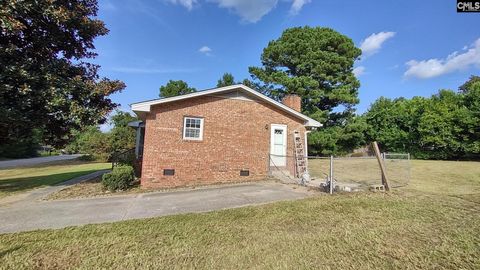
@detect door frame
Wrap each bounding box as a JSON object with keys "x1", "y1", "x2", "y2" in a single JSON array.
[{"x1": 270, "y1": 124, "x2": 287, "y2": 166}]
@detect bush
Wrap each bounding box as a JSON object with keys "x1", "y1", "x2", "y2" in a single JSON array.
[{"x1": 102, "y1": 165, "x2": 135, "y2": 191}]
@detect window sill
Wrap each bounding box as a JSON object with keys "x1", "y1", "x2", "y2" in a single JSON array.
[{"x1": 183, "y1": 139, "x2": 204, "y2": 143}]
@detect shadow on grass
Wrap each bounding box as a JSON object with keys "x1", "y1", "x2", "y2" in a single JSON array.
[
  {"x1": 0, "y1": 170, "x2": 100, "y2": 196},
  {"x1": 0, "y1": 246, "x2": 22, "y2": 258}
]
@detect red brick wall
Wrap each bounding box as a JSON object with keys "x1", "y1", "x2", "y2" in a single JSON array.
[{"x1": 140, "y1": 95, "x2": 306, "y2": 188}]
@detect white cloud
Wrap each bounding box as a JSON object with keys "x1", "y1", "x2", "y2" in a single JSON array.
[
  {"x1": 404, "y1": 38, "x2": 480, "y2": 79},
  {"x1": 360, "y1": 31, "x2": 396, "y2": 56},
  {"x1": 198, "y1": 46, "x2": 212, "y2": 55},
  {"x1": 353, "y1": 66, "x2": 366, "y2": 77},
  {"x1": 210, "y1": 0, "x2": 278, "y2": 23},
  {"x1": 166, "y1": 0, "x2": 309, "y2": 23},
  {"x1": 167, "y1": 0, "x2": 197, "y2": 10},
  {"x1": 289, "y1": 0, "x2": 311, "y2": 15}
]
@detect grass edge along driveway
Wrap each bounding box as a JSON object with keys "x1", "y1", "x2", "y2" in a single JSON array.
[
  {"x1": 0, "y1": 160, "x2": 479, "y2": 269},
  {"x1": 0, "y1": 160, "x2": 111, "y2": 199}
]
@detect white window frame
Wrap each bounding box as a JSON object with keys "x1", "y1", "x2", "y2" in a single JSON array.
[{"x1": 183, "y1": 117, "x2": 204, "y2": 141}]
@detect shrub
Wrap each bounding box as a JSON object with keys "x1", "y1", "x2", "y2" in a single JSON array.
[{"x1": 102, "y1": 165, "x2": 135, "y2": 191}]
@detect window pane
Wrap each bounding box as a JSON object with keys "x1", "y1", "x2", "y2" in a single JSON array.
[{"x1": 184, "y1": 118, "x2": 202, "y2": 139}]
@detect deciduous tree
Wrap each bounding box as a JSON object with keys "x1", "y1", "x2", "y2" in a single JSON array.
[
  {"x1": 0, "y1": 0, "x2": 125, "y2": 157},
  {"x1": 363, "y1": 76, "x2": 480, "y2": 159}
]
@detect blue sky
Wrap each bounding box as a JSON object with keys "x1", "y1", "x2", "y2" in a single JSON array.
[{"x1": 94, "y1": 0, "x2": 480, "y2": 119}]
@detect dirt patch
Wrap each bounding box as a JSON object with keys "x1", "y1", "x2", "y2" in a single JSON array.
[
  {"x1": 46, "y1": 178, "x2": 284, "y2": 200},
  {"x1": 46, "y1": 176, "x2": 142, "y2": 200}
]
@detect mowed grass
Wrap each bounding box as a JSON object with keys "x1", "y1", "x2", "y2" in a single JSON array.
[
  {"x1": 308, "y1": 157, "x2": 410, "y2": 188},
  {"x1": 0, "y1": 160, "x2": 479, "y2": 269},
  {"x1": 0, "y1": 160, "x2": 111, "y2": 199}
]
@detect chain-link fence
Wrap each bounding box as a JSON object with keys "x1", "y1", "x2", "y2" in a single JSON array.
[
  {"x1": 268, "y1": 154, "x2": 298, "y2": 184},
  {"x1": 307, "y1": 156, "x2": 383, "y2": 192},
  {"x1": 383, "y1": 153, "x2": 411, "y2": 188},
  {"x1": 268, "y1": 150, "x2": 411, "y2": 192}
]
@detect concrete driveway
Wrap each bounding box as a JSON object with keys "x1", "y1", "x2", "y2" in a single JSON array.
[
  {"x1": 0, "y1": 154, "x2": 82, "y2": 169},
  {"x1": 0, "y1": 181, "x2": 313, "y2": 234}
]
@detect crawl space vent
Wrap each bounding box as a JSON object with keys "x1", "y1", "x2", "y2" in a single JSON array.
[{"x1": 163, "y1": 169, "x2": 175, "y2": 176}]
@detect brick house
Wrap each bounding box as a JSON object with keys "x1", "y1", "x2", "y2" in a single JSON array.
[{"x1": 130, "y1": 84, "x2": 321, "y2": 188}]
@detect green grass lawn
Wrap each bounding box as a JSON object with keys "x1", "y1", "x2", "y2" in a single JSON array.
[
  {"x1": 0, "y1": 160, "x2": 111, "y2": 199},
  {"x1": 0, "y1": 160, "x2": 479, "y2": 269}
]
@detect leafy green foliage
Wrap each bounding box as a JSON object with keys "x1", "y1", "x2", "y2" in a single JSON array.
[
  {"x1": 0, "y1": 0, "x2": 125, "y2": 156},
  {"x1": 0, "y1": 128, "x2": 42, "y2": 158},
  {"x1": 459, "y1": 75, "x2": 480, "y2": 93},
  {"x1": 216, "y1": 73, "x2": 236, "y2": 87},
  {"x1": 109, "y1": 111, "x2": 137, "y2": 151},
  {"x1": 249, "y1": 27, "x2": 362, "y2": 155},
  {"x1": 249, "y1": 26, "x2": 361, "y2": 124},
  {"x1": 66, "y1": 111, "x2": 138, "y2": 161},
  {"x1": 309, "y1": 117, "x2": 368, "y2": 155},
  {"x1": 66, "y1": 127, "x2": 112, "y2": 161},
  {"x1": 159, "y1": 80, "x2": 196, "y2": 98},
  {"x1": 102, "y1": 165, "x2": 135, "y2": 191},
  {"x1": 364, "y1": 76, "x2": 480, "y2": 159}
]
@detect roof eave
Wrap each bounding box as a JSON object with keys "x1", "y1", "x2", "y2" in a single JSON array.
[{"x1": 131, "y1": 84, "x2": 323, "y2": 128}]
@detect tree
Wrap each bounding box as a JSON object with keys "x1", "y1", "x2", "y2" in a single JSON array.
[
  {"x1": 249, "y1": 26, "x2": 361, "y2": 124},
  {"x1": 458, "y1": 76, "x2": 480, "y2": 159},
  {"x1": 110, "y1": 111, "x2": 138, "y2": 128},
  {"x1": 459, "y1": 75, "x2": 480, "y2": 93},
  {"x1": 249, "y1": 26, "x2": 362, "y2": 154},
  {"x1": 363, "y1": 77, "x2": 480, "y2": 160},
  {"x1": 363, "y1": 97, "x2": 419, "y2": 154},
  {"x1": 65, "y1": 126, "x2": 112, "y2": 161},
  {"x1": 0, "y1": 0, "x2": 125, "y2": 157},
  {"x1": 159, "y1": 80, "x2": 196, "y2": 98},
  {"x1": 65, "y1": 111, "x2": 138, "y2": 161},
  {"x1": 308, "y1": 117, "x2": 368, "y2": 155},
  {"x1": 109, "y1": 111, "x2": 137, "y2": 151},
  {"x1": 217, "y1": 73, "x2": 236, "y2": 87}
]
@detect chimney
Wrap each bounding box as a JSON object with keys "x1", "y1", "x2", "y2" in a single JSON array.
[{"x1": 282, "y1": 94, "x2": 301, "y2": 112}]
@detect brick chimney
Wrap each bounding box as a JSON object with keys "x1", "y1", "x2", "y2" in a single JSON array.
[{"x1": 282, "y1": 94, "x2": 301, "y2": 112}]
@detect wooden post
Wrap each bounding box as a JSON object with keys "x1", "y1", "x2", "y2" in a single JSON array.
[{"x1": 372, "y1": 141, "x2": 390, "y2": 191}]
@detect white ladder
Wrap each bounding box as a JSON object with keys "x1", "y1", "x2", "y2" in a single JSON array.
[{"x1": 293, "y1": 131, "x2": 307, "y2": 178}]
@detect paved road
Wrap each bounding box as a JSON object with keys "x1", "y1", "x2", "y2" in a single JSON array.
[
  {"x1": 0, "y1": 181, "x2": 313, "y2": 234},
  {"x1": 0, "y1": 154, "x2": 82, "y2": 169}
]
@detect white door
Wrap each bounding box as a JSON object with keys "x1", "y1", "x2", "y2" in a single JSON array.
[{"x1": 270, "y1": 124, "x2": 287, "y2": 166}]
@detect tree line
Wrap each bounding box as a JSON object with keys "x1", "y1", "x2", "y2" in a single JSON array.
[
  {"x1": 161, "y1": 72, "x2": 480, "y2": 160},
  {"x1": 1, "y1": 1, "x2": 479, "y2": 160}
]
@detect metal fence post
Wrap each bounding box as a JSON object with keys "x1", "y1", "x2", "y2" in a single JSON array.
[{"x1": 329, "y1": 155, "x2": 334, "y2": 194}]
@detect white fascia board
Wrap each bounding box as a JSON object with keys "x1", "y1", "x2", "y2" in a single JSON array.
[{"x1": 130, "y1": 84, "x2": 322, "y2": 128}]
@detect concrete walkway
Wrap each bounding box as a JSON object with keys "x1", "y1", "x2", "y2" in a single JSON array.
[
  {"x1": 0, "y1": 180, "x2": 313, "y2": 234},
  {"x1": 0, "y1": 154, "x2": 82, "y2": 169},
  {"x1": 0, "y1": 170, "x2": 111, "y2": 205}
]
